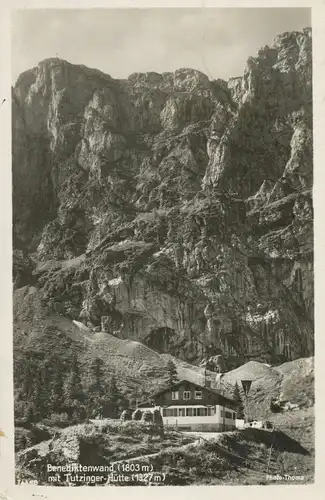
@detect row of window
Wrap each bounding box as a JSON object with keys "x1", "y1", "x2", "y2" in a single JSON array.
[
  {"x1": 172, "y1": 390, "x2": 202, "y2": 401},
  {"x1": 221, "y1": 410, "x2": 236, "y2": 419},
  {"x1": 162, "y1": 407, "x2": 216, "y2": 417}
]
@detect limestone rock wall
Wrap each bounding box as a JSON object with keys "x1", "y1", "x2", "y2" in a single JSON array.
[{"x1": 12, "y1": 29, "x2": 313, "y2": 370}]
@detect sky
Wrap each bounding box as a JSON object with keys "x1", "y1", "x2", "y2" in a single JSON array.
[{"x1": 11, "y1": 8, "x2": 311, "y2": 84}]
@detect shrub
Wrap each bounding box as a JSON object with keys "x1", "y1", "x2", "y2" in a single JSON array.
[
  {"x1": 132, "y1": 408, "x2": 142, "y2": 421},
  {"x1": 42, "y1": 412, "x2": 71, "y2": 427},
  {"x1": 141, "y1": 410, "x2": 153, "y2": 423},
  {"x1": 119, "y1": 421, "x2": 142, "y2": 436},
  {"x1": 14, "y1": 425, "x2": 53, "y2": 452},
  {"x1": 15, "y1": 428, "x2": 32, "y2": 452},
  {"x1": 120, "y1": 409, "x2": 133, "y2": 421},
  {"x1": 153, "y1": 409, "x2": 163, "y2": 427}
]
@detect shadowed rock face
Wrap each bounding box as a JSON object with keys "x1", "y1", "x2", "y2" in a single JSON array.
[{"x1": 12, "y1": 28, "x2": 313, "y2": 369}]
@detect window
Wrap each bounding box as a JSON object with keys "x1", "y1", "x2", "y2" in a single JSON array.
[
  {"x1": 233, "y1": 412, "x2": 236, "y2": 419},
  {"x1": 186, "y1": 408, "x2": 193, "y2": 417},
  {"x1": 225, "y1": 411, "x2": 232, "y2": 419},
  {"x1": 220, "y1": 410, "x2": 224, "y2": 418},
  {"x1": 208, "y1": 406, "x2": 216, "y2": 415},
  {"x1": 198, "y1": 408, "x2": 206, "y2": 417},
  {"x1": 195, "y1": 391, "x2": 203, "y2": 400},
  {"x1": 178, "y1": 408, "x2": 186, "y2": 417},
  {"x1": 165, "y1": 408, "x2": 178, "y2": 417},
  {"x1": 183, "y1": 391, "x2": 191, "y2": 401},
  {"x1": 172, "y1": 391, "x2": 179, "y2": 401}
]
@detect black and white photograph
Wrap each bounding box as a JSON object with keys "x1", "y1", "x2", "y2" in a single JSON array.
[{"x1": 9, "y1": 5, "x2": 315, "y2": 489}]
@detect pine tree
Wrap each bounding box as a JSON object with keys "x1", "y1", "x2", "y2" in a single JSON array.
[
  {"x1": 24, "y1": 402, "x2": 35, "y2": 424},
  {"x1": 67, "y1": 355, "x2": 84, "y2": 401},
  {"x1": 153, "y1": 408, "x2": 163, "y2": 427},
  {"x1": 66, "y1": 355, "x2": 86, "y2": 420},
  {"x1": 89, "y1": 358, "x2": 105, "y2": 396},
  {"x1": 51, "y1": 358, "x2": 65, "y2": 413},
  {"x1": 31, "y1": 375, "x2": 44, "y2": 421},
  {"x1": 88, "y1": 357, "x2": 106, "y2": 418},
  {"x1": 18, "y1": 352, "x2": 39, "y2": 421},
  {"x1": 104, "y1": 375, "x2": 125, "y2": 418},
  {"x1": 108, "y1": 375, "x2": 120, "y2": 418},
  {"x1": 153, "y1": 409, "x2": 164, "y2": 439},
  {"x1": 29, "y1": 362, "x2": 52, "y2": 421},
  {"x1": 166, "y1": 360, "x2": 178, "y2": 386},
  {"x1": 22, "y1": 355, "x2": 38, "y2": 401},
  {"x1": 233, "y1": 381, "x2": 245, "y2": 419}
]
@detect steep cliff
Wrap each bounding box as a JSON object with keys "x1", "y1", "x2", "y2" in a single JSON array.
[{"x1": 12, "y1": 28, "x2": 313, "y2": 370}]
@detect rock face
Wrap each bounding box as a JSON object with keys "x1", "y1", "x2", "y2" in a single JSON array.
[
  {"x1": 220, "y1": 356, "x2": 314, "y2": 419},
  {"x1": 12, "y1": 28, "x2": 313, "y2": 370}
]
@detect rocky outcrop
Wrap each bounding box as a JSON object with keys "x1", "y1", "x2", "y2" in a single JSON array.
[
  {"x1": 220, "y1": 356, "x2": 314, "y2": 419},
  {"x1": 12, "y1": 28, "x2": 313, "y2": 370}
]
